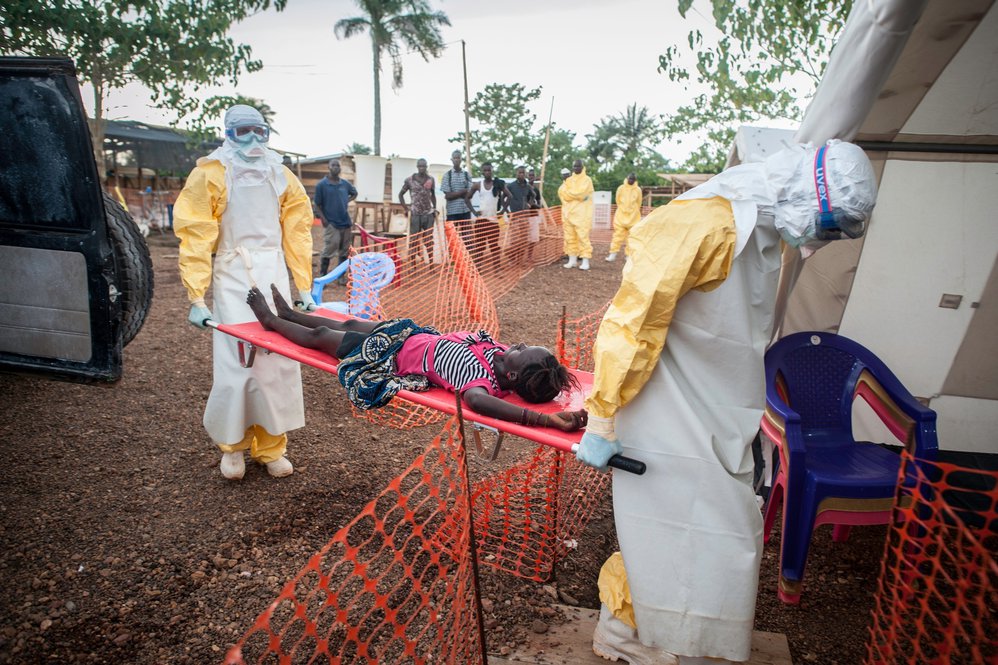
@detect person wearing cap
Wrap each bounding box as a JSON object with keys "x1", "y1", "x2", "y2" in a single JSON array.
[
  {"x1": 173, "y1": 104, "x2": 315, "y2": 481},
  {"x1": 558, "y1": 159, "x2": 595, "y2": 270},
  {"x1": 576, "y1": 140, "x2": 878, "y2": 664},
  {"x1": 559, "y1": 167, "x2": 571, "y2": 181}
]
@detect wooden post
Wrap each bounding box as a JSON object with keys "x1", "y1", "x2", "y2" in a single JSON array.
[
  {"x1": 461, "y1": 40, "x2": 472, "y2": 169},
  {"x1": 538, "y1": 97, "x2": 554, "y2": 206}
]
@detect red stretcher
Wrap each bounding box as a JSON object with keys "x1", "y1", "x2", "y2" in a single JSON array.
[{"x1": 207, "y1": 309, "x2": 645, "y2": 474}]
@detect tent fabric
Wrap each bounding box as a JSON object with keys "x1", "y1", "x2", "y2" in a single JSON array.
[{"x1": 772, "y1": 0, "x2": 998, "y2": 453}]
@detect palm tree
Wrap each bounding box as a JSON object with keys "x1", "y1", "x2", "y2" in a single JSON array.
[
  {"x1": 586, "y1": 104, "x2": 665, "y2": 170},
  {"x1": 615, "y1": 104, "x2": 664, "y2": 167},
  {"x1": 334, "y1": 0, "x2": 450, "y2": 155}
]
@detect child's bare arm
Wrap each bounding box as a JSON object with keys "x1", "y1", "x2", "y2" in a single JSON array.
[{"x1": 462, "y1": 388, "x2": 587, "y2": 432}]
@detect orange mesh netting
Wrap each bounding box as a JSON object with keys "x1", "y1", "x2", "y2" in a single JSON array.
[
  {"x1": 556, "y1": 302, "x2": 610, "y2": 372},
  {"x1": 470, "y1": 443, "x2": 610, "y2": 582},
  {"x1": 224, "y1": 417, "x2": 486, "y2": 665},
  {"x1": 865, "y1": 450, "x2": 998, "y2": 665}
]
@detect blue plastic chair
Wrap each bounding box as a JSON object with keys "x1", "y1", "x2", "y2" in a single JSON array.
[
  {"x1": 760, "y1": 331, "x2": 938, "y2": 604},
  {"x1": 310, "y1": 252, "x2": 395, "y2": 320}
]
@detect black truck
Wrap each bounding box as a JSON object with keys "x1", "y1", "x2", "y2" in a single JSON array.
[{"x1": 0, "y1": 56, "x2": 153, "y2": 382}]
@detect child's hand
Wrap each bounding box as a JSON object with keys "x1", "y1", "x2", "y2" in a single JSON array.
[{"x1": 548, "y1": 409, "x2": 588, "y2": 432}]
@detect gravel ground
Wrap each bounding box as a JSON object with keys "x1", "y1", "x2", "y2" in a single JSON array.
[{"x1": 0, "y1": 228, "x2": 883, "y2": 664}]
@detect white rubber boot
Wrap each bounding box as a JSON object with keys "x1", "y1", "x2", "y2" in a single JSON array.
[
  {"x1": 563, "y1": 255, "x2": 578, "y2": 269},
  {"x1": 265, "y1": 456, "x2": 294, "y2": 478},
  {"x1": 592, "y1": 605, "x2": 679, "y2": 665},
  {"x1": 606, "y1": 252, "x2": 617, "y2": 262},
  {"x1": 580, "y1": 258, "x2": 591, "y2": 271},
  {"x1": 220, "y1": 452, "x2": 246, "y2": 480}
]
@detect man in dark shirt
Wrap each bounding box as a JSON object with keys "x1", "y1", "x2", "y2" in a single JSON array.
[
  {"x1": 314, "y1": 158, "x2": 358, "y2": 279},
  {"x1": 507, "y1": 166, "x2": 539, "y2": 266},
  {"x1": 441, "y1": 149, "x2": 474, "y2": 253},
  {"x1": 506, "y1": 166, "x2": 537, "y2": 213}
]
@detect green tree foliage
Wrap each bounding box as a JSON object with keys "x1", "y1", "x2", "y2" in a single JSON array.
[
  {"x1": 344, "y1": 142, "x2": 373, "y2": 155},
  {"x1": 334, "y1": 0, "x2": 450, "y2": 156},
  {"x1": 659, "y1": 0, "x2": 852, "y2": 169},
  {"x1": 1, "y1": 0, "x2": 288, "y2": 172},
  {"x1": 586, "y1": 104, "x2": 666, "y2": 170},
  {"x1": 452, "y1": 82, "x2": 586, "y2": 205},
  {"x1": 583, "y1": 103, "x2": 672, "y2": 202}
]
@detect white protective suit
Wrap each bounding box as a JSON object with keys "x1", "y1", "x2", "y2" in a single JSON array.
[
  {"x1": 584, "y1": 140, "x2": 877, "y2": 663},
  {"x1": 174, "y1": 112, "x2": 314, "y2": 463}
]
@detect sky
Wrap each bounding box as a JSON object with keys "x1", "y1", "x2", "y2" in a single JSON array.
[{"x1": 89, "y1": 0, "x2": 802, "y2": 166}]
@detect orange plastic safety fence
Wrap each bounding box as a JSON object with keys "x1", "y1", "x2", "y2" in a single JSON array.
[
  {"x1": 470, "y1": 443, "x2": 610, "y2": 582},
  {"x1": 556, "y1": 302, "x2": 610, "y2": 372},
  {"x1": 224, "y1": 417, "x2": 486, "y2": 665},
  {"x1": 865, "y1": 450, "x2": 998, "y2": 665}
]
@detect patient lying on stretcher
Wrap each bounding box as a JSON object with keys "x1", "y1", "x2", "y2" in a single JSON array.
[{"x1": 247, "y1": 285, "x2": 588, "y2": 431}]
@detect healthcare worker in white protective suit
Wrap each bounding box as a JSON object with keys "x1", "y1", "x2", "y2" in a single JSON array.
[
  {"x1": 576, "y1": 139, "x2": 878, "y2": 664},
  {"x1": 174, "y1": 105, "x2": 316, "y2": 481}
]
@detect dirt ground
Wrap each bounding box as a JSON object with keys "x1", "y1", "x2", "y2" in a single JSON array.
[{"x1": 0, "y1": 228, "x2": 886, "y2": 664}]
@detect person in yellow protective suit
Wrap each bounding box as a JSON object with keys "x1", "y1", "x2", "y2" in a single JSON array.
[
  {"x1": 174, "y1": 104, "x2": 316, "y2": 481},
  {"x1": 558, "y1": 159, "x2": 594, "y2": 270},
  {"x1": 576, "y1": 140, "x2": 878, "y2": 664},
  {"x1": 607, "y1": 172, "x2": 642, "y2": 262}
]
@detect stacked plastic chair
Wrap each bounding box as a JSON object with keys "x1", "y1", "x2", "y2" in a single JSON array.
[{"x1": 760, "y1": 331, "x2": 938, "y2": 604}]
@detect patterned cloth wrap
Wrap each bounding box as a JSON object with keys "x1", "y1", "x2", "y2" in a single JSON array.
[{"x1": 337, "y1": 318, "x2": 440, "y2": 410}]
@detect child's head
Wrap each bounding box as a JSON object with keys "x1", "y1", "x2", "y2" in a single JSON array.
[{"x1": 503, "y1": 345, "x2": 580, "y2": 403}]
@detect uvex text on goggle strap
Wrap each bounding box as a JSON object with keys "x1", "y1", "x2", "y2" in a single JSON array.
[
  {"x1": 812, "y1": 145, "x2": 866, "y2": 240},
  {"x1": 226, "y1": 124, "x2": 270, "y2": 142}
]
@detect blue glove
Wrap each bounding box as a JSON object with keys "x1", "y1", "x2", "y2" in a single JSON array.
[
  {"x1": 576, "y1": 431, "x2": 623, "y2": 472},
  {"x1": 296, "y1": 289, "x2": 317, "y2": 312},
  {"x1": 188, "y1": 303, "x2": 213, "y2": 329}
]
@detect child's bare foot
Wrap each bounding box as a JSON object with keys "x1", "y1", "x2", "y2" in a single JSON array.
[
  {"x1": 246, "y1": 287, "x2": 277, "y2": 330},
  {"x1": 270, "y1": 284, "x2": 295, "y2": 319}
]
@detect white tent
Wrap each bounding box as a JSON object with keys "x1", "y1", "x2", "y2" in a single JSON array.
[{"x1": 773, "y1": 0, "x2": 998, "y2": 454}]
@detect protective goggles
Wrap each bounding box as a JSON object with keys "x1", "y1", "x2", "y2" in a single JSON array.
[
  {"x1": 812, "y1": 145, "x2": 867, "y2": 240},
  {"x1": 225, "y1": 124, "x2": 270, "y2": 143}
]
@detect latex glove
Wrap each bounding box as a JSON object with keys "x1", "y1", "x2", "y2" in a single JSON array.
[
  {"x1": 188, "y1": 301, "x2": 213, "y2": 329},
  {"x1": 576, "y1": 432, "x2": 622, "y2": 472},
  {"x1": 576, "y1": 415, "x2": 620, "y2": 471},
  {"x1": 296, "y1": 290, "x2": 317, "y2": 312}
]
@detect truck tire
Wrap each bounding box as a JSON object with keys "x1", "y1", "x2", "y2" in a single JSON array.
[{"x1": 102, "y1": 193, "x2": 154, "y2": 347}]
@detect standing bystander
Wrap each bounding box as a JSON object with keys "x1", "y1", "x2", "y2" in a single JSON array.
[
  {"x1": 506, "y1": 166, "x2": 539, "y2": 266},
  {"x1": 466, "y1": 162, "x2": 510, "y2": 262},
  {"x1": 441, "y1": 150, "x2": 474, "y2": 247},
  {"x1": 398, "y1": 158, "x2": 437, "y2": 263},
  {"x1": 314, "y1": 159, "x2": 358, "y2": 283}
]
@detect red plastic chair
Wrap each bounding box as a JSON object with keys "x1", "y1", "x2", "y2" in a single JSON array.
[{"x1": 760, "y1": 332, "x2": 937, "y2": 604}]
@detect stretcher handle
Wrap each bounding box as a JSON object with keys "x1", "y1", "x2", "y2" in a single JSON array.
[{"x1": 608, "y1": 454, "x2": 646, "y2": 475}]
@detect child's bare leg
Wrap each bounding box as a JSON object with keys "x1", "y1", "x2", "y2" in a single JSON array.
[
  {"x1": 247, "y1": 287, "x2": 346, "y2": 356},
  {"x1": 269, "y1": 284, "x2": 329, "y2": 328}
]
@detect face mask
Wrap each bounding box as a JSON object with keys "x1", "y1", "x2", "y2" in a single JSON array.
[{"x1": 235, "y1": 135, "x2": 269, "y2": 161}]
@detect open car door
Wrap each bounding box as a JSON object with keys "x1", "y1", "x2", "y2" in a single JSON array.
[{"x1": 0, "y1": 57, "x2": 128, "y2": 381}]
